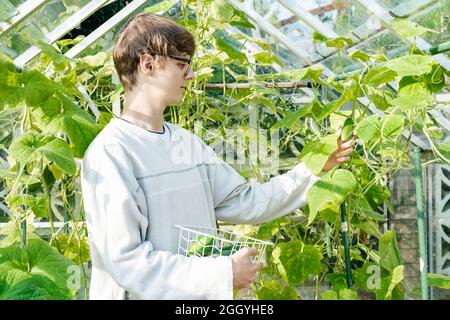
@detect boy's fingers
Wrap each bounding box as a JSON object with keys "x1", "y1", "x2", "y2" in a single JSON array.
[
  {"x1": 336, "y1": 148, "x2": 353, "y2": 157},
  {"x1": 254, "y1": 262, "x2": 264, "y2": 270},
  {"x1": 340, "y1": 138, "x2": 356, "y2": 149},
  {"x1": 245, "y1": 247, "x2": 260, "y2": 256},
  {"x1": 337, "y1": 156, "x2": 350, "y2": 163}
]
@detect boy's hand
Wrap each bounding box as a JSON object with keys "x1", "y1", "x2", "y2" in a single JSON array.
[
  {"x1": 231, "y1": 248, "x2": 264, "y2": 289},
  {"x1": 321, "y1": 126, "x2": 356, "y2": 172}
]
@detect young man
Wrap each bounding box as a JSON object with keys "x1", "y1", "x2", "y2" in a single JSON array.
[{"x1": 80, "y1": 13, "x2": 355, "y2": 300}]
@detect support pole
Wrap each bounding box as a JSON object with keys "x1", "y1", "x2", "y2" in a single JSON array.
[
  {"x1": 340, "y1": 202, "x2": 353, "y2": 288},
  {"x1": 413, "y1": 147, "x2": 429, "y2": 300}
]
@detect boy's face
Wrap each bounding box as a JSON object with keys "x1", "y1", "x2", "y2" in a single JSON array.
[{"x1": 138, "y1": 53, "x2": 194, "y2": 106}]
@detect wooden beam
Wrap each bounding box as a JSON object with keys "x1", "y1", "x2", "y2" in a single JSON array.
[
  {"x1": 279, "y1": 0, "x2": 350, "y2": 27},
  {"x1": 205, "y1": 81, "x2": 310, "y2": 90}
]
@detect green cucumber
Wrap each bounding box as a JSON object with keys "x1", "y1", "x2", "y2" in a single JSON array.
[
  {"x1": 341, "y1": 117, "x2": 354, "y2": 141},
  {"x1": 187, "y1": 235, "x2": 214, "y2": 256},
  {"x1": 210, "y1": 243, "x2": 242, "y2": 256}
]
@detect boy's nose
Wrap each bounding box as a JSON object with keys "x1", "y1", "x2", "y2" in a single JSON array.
[{"x1": 185, "y1": 67, "x2": 195, "y2": 81}]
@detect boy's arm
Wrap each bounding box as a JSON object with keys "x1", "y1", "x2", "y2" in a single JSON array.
[
  {"x1": 81, "y1": 144, "x2": 233, "y2": 299},
  {"x1": 202, "y1": 143, "x2": 321, "y2": 225}
]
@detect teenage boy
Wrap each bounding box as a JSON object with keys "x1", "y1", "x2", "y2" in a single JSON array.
[{"x1": 81, "y1": 13, "x2": 355, "y2": 300}]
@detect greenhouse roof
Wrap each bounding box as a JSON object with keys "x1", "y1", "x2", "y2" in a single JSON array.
[{"x1": 0, "y1": 0, "x2": 449, "y2": 149}]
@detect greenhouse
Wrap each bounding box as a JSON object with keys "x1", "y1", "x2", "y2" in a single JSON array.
[{"x1": 0, "y1": 0, "x2": 449, "y2": 301}]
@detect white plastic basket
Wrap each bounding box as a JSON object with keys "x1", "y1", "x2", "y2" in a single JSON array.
[{"x1": 174, "y1": 225, "x2": 273, "y2": 262}]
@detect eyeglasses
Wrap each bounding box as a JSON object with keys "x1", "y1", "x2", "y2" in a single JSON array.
[
  {"x1": 146, "y1": 53, "x2": 193, "y2": 76},
  {"x1": 168, "y1": 55, "x2": 192, "y2": 76}
]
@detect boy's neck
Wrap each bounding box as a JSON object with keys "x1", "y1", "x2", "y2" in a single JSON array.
[{"x1": 121, "y1": 91, "x2": 166, "y2": 133}]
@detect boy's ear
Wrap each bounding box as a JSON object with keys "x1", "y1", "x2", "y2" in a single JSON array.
[{"x1": 139, "y1": 53, "x2": 154, "y2": 74}]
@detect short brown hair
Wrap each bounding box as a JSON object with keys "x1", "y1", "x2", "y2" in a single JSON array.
[{"x1": 112, "y1": 13, "x2": 196, "y2": 91}]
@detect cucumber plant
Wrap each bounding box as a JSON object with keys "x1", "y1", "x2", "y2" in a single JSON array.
[{"x1": 0, "y1": 0, "x2": 448, "y2": 300}]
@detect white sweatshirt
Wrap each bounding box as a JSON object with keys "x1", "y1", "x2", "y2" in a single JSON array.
[{"x1": 80, "y1": 118, "x2": 320, "y2": 300}]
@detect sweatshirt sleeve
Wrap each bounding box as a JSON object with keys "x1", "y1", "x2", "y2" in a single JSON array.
[
  {"x1": 201, "y1": 141, "x2": 321, "y2": 225},
  {"x1": 81, "y1": 143, "x2": 233, "y2": 299}
]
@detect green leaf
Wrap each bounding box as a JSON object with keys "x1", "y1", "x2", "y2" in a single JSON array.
[
  {"x1": 428, "y1": 273, "x2": 450, "y2": 289},
  {"x1": 354, "y1": 261, "x2": 378, "y2": 291},
  {"x1": 320, "y1": 290, "x2": 338, "y2": 300},
  {"x1": 51, "y1": 233, "x2": 91, "y2": 265},
  {"x1": 379, "y1": 230, "x2": 402, "y2": 272},
  {"x1": 254, "y1": 280, "x2": 299, "y2": 300},
  {"x1": 386, "y1": 265, "x2": 404, "y2": 299},
  {"x1": 348, "y1": 195, "x2": 385, "y2": 222},
  {"x1": 356, "y1": 115, "x2": 381, "y2": 144},
  {"x1": 381, "y1": 113, "x2": 404, "y2": 138},
  {"x1": 272, "y1": 241, "x2": 322, "y2": 286},
  {"x1": 271, "y1": 103, "x2": 312, "y2": 130},
  {"x1": 143, "y1": 0, "x2": 179, "y2": 13},
  {"x1": 318, "y1": 79, "x2": 360, "y2": 120},
  {"x1": 38, "y1": 138, "x2": 76, "y2": 175},
  {"x1": 306, "y1": 169, "x2": 357, "y2": 225},
  {"x1": 385, "y1": 54, "x2": 434, "y2": 77},
  {"x1": 0, "y1": 83, "x2": 21, "y2": 110},
  {"x1": 0, "y1": 239, "x2": 76, "y2": 299},
  {"x1": 436, "y1": 142, "x2": 450, "y2": 161},
  {"x1": 36, "y1": 41, "x2": 72, "y2": 72},
  {"x1": 338, "y1": 288, "x2": 359, "y2": 300},
  {"x1": 389, "y1": 83, "x2": 433, "y2": 111},
  {"x1": 213, "y1": 32, "x2": 247, "y2": 62},
  {"x1": 391, "y1": 19, "x2": 437, "y2": 39},
  {"x1": 229, "y1": 10, "x2": 255, "y2": 29},
  {"x1": 193, "y1": 67, "x2": 214, "y2": 82},
  {"x1": 255, "y1": 65, "x2": 323, "y2": 82},
  {"x1": 0, "y1": 220, "x2": 38, "y2": 248},
  {"x1": 20, "y1": 71, "x2": 55, "y2": 108},
  {"x1": 354, "y1": 219, "x2": 382, "y2": 238},
  {"x1": 8, "y1": 132, "x2": 76, "y2": 175},
  {"x1": 365, "y1": 184, "x2": 391, "y2": 209},
  {"x1": 300, "y1": 134, "x2": 337, "y2": 176},
  {"x1": 0, "y1": 273, "x2": 68, "y2": 300},
  {"x1": 285, "y1": 65, "x2": 323, "y2": 81},
  {"x1": 8, "y1": 194, "x2": 49, "y2": 218},
  {"x1": 425, "y1": 64, "x2": 446, "y2": 93},
  {"x1": 75, "y1": 52, "x2": 108, "y2": 70},
  {"x1": 253, "y1": 51, "x2": 284, "y2": 67},
  {"x1": 229, "y1": 34, "x2": 271, "y2": 52},
  {"x1": 211, "y1": 0, "x2": 234, "y2": 23},
  {"x1": 255, "y1": 219, "x2": 281, "y2": 241},
  {"x1": 349, "y1": 49, "x2": 386, "y2": 63},
  {"x1": 61, "y1": 111, "x2": 102, "y2": 158},
  {"x1": 312, "y1": 32, "x2": 330, "y2": 43},
  {"x1": 325, "y1": 36, "x2": 353, "y2": 49},
  {"x1": 320, "y1": 288, "x2": 359, "y2": 300},
  {"x1": 367, "y1": 86, "x2": 394, "y2": 111},
  {"x1": 364, "y1": 66, "x2": 397, "y2": 86},
  {"x1": 319, "y1": 206, "x2": 341, "y2": 225},
  {"x1": 8, "y1": 132, "x2": 51, "y2": 163},
  {"x1": 36, "y1": 96, "x2": 64, "y2": 124}
]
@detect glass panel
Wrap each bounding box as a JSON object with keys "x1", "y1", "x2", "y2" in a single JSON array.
[
  {"x1": 8, "y1": 0, "x2": 29, "y2": 6},
  {"x1": 411, "y1": 1, "x2": 450, "y2": 47},
  {"x1": 298, "y1": 0, "x2": 370, "y2": 37},
  {"x1": 252, "y1": 0, "x2": 324, "y2": 63},
  {"x1": 0, "y1": 20, "x2": 48, "y2": 58},
  {"x1": 29, "y1": 0, "x2": 92, "y2": 36},
  {"x1": 256, "y1": 28, "x2": 304, "y2": 69},
  {"x1": 321, "y1": 53, "x2": 361, "y2": 75},
  {"x1": 0, "y1": 0, "x2": 92, "y2": 57},
  {"x1": 76, "y1": 0, "x2": 183, "y2": 57},
  {"x1": 376, "y1": 0, "x2": 404, "y2": 10},
  {"x1": 355, "y1": 29, "x2": 408, "y2": 59},
  {"x1": 0, "y1": 0, "x2": 19, "y2": 21}
]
